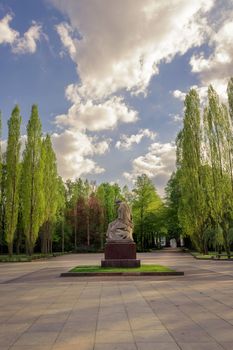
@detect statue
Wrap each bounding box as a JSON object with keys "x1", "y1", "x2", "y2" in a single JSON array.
[{"x1": 106, "y1": 200, "x2": 134, "y2": 241}]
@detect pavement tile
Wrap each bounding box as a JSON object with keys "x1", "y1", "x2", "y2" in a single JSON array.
[
  {"x1": 55, "y1": 331, "x2": 95, "y2": 345},
  {"x1": 170, "y1": 329, "x2": 214, "y2": 343},
  {"x1": 221, "y1": 343, "x2": 233, "y2": 350},
  {"x1": 96, "y1": 330, "x2": 134, "y2": 343},
  {"x1": 137, "y1": 344, "x2": 180, "y2": 350},
  {"x1": 179, "y1": 343, "x2": 224, "y2": 350},
  {"x1": 0, "y1": 331, "x2": 22, "y2": 347},
  {"x1": 94, "y1": 344, "x2": 137, "y2": 350},
  {"x1": 52, "y1": 344, "x2": 93, "y2": 350},
  {"x1": 210, "y1": 329, "x2": 233, "y2": 342},
  {"x1": 133, "y1": 330, "x2": 174, "y2": 343},
  {"x1": 13, "y1": 331, "x2": 59, "y2": 346},
  {"x1": 27, "y1": 322, "x2": 65, "y2": 332},
  {"x1": 10, "y1": 346, "x2": 52, "y2": 350}
]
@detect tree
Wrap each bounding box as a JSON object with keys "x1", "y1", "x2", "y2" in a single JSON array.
[
  {"x1": 97, "y1": 182, "x2": 122, "y2": 247},
  {"x1": 21, "y1": 105, "x2": 44, "y2": 255},
  {"x1": 227, "y1": 77, "x2": 233, "y2": 121},
  {"x1": 177, "y1": 89, "x2": 209, "y2": 253},
  {"x1": 5, "y1": 106, "x2": 22, "y2": 256},
  {"x1": 40, "y1": 135, "x2": 59, "y2": 253},
  {"x1": 56, "y1": 176, "x2": 66, "y2": 253},
  {"x1": 132, "y1": 174, "x2": 162, "y2": 250},
  {"x1": 0, "y1": 111, "x2": 2, "y2": 205},
  {"x1": 203, "y1": 86, "x2": 233, "y2": 257},
  {"x1": 165, "y1": 171, "x2": 182, "y2": 240}
]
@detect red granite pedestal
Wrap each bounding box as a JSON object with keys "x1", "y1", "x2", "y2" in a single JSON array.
[{"x1": 101, "y1": 241, "x2": 141, "y2": 268}]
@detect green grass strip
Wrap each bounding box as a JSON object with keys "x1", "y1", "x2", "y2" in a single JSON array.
[{"x1": 70, "y1": 264, "x2": 174, "y2": 273}]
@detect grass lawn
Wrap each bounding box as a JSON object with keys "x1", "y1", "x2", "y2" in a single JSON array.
[
  {"x1": 191, "y1": 251, "x2": 233, "y2": 260},
  {"x1": 70, "y1": 264, "x2": 174, "y2": 273},
  {"x1": 0, "y1": 252, "x2": 65, "y2": 262}
]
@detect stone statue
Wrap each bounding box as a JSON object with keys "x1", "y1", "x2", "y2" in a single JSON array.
[{"x1": 106, "y1": 200, "x2": 133, "y2": 241}]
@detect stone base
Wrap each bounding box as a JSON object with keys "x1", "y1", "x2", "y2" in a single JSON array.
[
  {"x1": 101, "y1": 241, "x2": 141, "y2": 268},
  {"x1": 101, "y1": 259, "x2": 141, "y2": 268},
  {"x1": 104, "y1": 241, "x2": 137, "y2": 259}
]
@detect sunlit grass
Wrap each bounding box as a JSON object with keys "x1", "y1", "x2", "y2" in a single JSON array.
[{"x1": 70, "y1": 264, "x2": 174, "y2": 273}]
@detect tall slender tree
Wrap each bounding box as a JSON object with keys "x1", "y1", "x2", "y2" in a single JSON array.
[
  {"x1": 0, "y1": 111, "x2": 2, "y2": 215},
  {"x1": 177, "y1": 89, "x2": 209, "y2": 252},
  {"x1": 40, "y1": 134, "x2": 59, "y2": 253},
  {"x1": 21, "y1": 105, "x2": 44, "y2": 255},
  {"x1": 203, "y1": 86, "x2": 233, "y2": 257},
  {"x1": 5, "y1": 106, "x2": 22, "y2": 256},
  {"x1": 227, "y1": 77, "x2": 233, "y2": 121}
]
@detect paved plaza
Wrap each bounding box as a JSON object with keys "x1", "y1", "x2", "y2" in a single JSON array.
[{"x1": 1, "y1": 249, "x2": 233, "y2": 349}]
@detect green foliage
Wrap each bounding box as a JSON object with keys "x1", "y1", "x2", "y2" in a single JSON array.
[
  {"x1": 5, "y1": 106, "x2": 22, "y2": 255},
  {"x1": 21, "y1": 105, "x2": 44, "y2": 254},
  {"x1": 173, "y1": 80, "x2": 233, "y2": 256},
  {"x1": 165, "y1": 171, "x2": 182, "y2": 240},
  {"x1": 132, "y1": 174, "x2": 163, "y2": 250}
]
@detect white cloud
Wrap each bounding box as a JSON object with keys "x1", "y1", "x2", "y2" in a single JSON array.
[
  {"x1": 0, "y1": 14, "x2": 18, "y2": 44},
  {"x1": 12, "y1": 22, "x2": 42, "y2": 54},
  {"x1": 50, "y1": 0, "x2": 215, "y2": 183},
  {"x1": 0, "y1": 14, "x2": 42, "y2": 54},
  {"x1": 55, "y1": 96, "x2": 138, "y2": 131},
  {"x1": 172, "y1": 90, "x2": 186, "y2": 101},
  {"x1": 55, "y1": 22, "x2": 77, "y2": 59},
  {"x1": 116, "y1": 128, "x2": 156, "y2": 150},
  {"x1": 189, "y1": 14, "x2": 233, "y2": 99},
  {"x1": 172, "y1": 85, "x2": 208, "y2": 105},
  {"x1": 170, "y1": 114, "x2": 183, "y2": 123},
  {"x1": 53, "y1": 0, "x2": 213, "y2": 101},
  {"x1": 51, "y1": 130, "x2": 110, "y2": 180},
  {"x1": 123, "y1": 142, "x2": 176, "y2": 194}
]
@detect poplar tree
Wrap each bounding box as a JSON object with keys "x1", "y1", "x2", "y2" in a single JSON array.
[
  {"x1": 204, "y1": 86, "x2": 233, "y2": 257},
  {"x1": 5, "y1": 106, "x2": 22, "y2": 256},
  {"x1": 21, "y1": 105, "x2": 44, "y2": 255},
  {"x1": 0, "y1": 112, "x2": 2, "y2": 247},
  {"x1": 0, "y1": 112, "x2": 2, "y2": 205},
  {"x1": 177, "y1": 89, "x2": 209, "y2": 252},
  {"x1": 40, "y1": 134, "x2": 59, "y2": 253},
  {"x1": 227, "y1": 77, "x2": 233, "y2": 121}
]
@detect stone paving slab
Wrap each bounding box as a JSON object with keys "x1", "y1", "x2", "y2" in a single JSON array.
[{"x1": 0, "y1": 250, "x2": 233, "y2": 349}]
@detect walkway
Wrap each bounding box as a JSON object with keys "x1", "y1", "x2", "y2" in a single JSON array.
[{"x1": 0, "y1": 249, "x2": 233, "y2": 349}]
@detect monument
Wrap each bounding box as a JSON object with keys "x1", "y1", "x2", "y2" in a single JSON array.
[{"x1": 101, "y1": 200, "x2": 141, "y2": 268}]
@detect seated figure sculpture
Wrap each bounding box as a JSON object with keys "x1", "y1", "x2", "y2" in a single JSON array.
[{"x1": 106, "y1": 200, "x2": 133, "y2": 241}]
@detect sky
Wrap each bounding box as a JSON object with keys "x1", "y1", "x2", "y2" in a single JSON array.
[{"x1": 0, "y1": 0, "x2": 233, "y2": 195}]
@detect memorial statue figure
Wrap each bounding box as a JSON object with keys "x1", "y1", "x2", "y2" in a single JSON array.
[{"x1": 106, "y1": 200, "x2": 133, "y2": 241}]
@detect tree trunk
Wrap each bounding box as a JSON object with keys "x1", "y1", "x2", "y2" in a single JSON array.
[
  {"x1": 8, "y1": 242, "x2": 13, "y2": 257},
  {"x1": 16, "y1": 229, "x2": 21, "y2": 255},
  {"x1": 74, "y1": 207, "x2": 77, "y2": 251},
  {"x1": 61, "y1": 219, "x2": 64, "y2": 253},
  {"x1": 87, "y1": 210, "x2": 90, "y2": 246}
]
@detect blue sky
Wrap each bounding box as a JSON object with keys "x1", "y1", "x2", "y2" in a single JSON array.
[{"x1": 0, "y1": 0, "x2": 233, "y2": 194}]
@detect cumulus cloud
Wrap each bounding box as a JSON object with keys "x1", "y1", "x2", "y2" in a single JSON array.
[
  {"x1": 123, "y1": 142, "x2": 176, "y2": 194},
  {"x1": 53, "y1": 0, "x2": 213, "y2": 101},
  {"x1": 55, "y1": 22, "x2": 77, "y2": 59},
  {"x1": 172, "y1": 90, "x2": 186, "y2": 101},
  {"x1": 51, "y1": 130, "x2": 110, "y2": 180},
  {"x1": 50, "y1": 0, "x2": 215, "y2": 182},
  {"x1": 0, "y1": 14, "x2": 42, "y2": 54},
  {"x1": 189, "y1": 12, "x2": 233, "y2": 99},
  {"x1": 115, "y1": 129, "x2": 156, "y2": 150},
  {"x1": 56, "y1": 96, "x2": 138, "y2": 131},
  {"x1": 170, "y1": 114, "x2": 183, "y2": 123},
  {"x1": 0, "y1": 14, "x2": 18, "y2": 44},
  {"x1": 172, "y1": 85, "x2": 208, "y2": 105}
]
